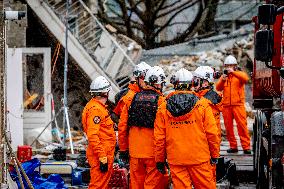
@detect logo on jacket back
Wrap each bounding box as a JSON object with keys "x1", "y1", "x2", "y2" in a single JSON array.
[{"x1": 170, "y1": 119, "x2": 197, "y2": 128}]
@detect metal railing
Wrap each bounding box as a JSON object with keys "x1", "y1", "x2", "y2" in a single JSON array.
[{"x1": 45, "y1": 0, "x2": 135, "y2": 88}]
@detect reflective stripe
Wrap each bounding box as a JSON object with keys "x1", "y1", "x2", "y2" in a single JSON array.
[{"x1": 90, "y1": 83, "x2": 111, "y2": 92}]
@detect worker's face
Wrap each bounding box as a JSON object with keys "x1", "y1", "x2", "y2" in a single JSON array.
[
  {"x1": 154, "y1": 83, "x2": 162, "y2": 90},
  {"x1": 202, "y1": 80, "x2": 210, "y2": 88},
  {"x1": 129, "y1": 76, "x2": 136, "y2": 82},
  {"x1": 193, "y1": 77, "x2": 202, "y2": 91},
  {"x1": 224, "y1": 64, "x2": 237, "y2": 70},
  {"x1": 138, "y1": 77, "x2": 146, "y2": 88}
]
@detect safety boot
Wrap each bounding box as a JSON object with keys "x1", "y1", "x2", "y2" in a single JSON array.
[
  {"x1": 243, "y1": 149, "x2": 251, "y2": 154},
  {"x1": 226, "y1": 148, "x2": 238, "y2": 153}
]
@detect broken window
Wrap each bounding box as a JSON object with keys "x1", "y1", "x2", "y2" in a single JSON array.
[{"x1": 22, "y1": 53, "x2": 45, "y2": 111}]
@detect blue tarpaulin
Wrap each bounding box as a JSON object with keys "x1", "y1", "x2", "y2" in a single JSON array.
[{"x1": 10, "y1": 158, "x2": 67, "y2": 189}]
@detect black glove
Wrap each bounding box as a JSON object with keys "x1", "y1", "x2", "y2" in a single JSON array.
[
  {"x1": 156, "y1": 162, "x2": 166, "y2": 174},
  {"x1": 210, "y1": 157, "x2": 218, "y2": 165},
  {"x1": 119, "y1": 150, "x2": 129, "y2": 163},
  {"x1": 100, "y1": 161, "x2": 108, "y2": 173}
]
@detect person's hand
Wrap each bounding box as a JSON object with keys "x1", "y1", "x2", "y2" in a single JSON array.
[
  {"x1": 210, "y1": 158, "x2": 218, "y2": 165},
  {"x1": 99, "y1": 157, "x2": 108, "y2": 173},
  {"x1": 222, "y1": 74, "x2": 228, "y2": 81},
  {"x1": 227, "y1": 68, "x2": 234, "y2": 73},
  {"x1": 156, "y1": 162, "x2": 166, "y2": 174}
]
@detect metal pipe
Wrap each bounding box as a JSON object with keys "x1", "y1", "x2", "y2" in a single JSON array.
[
  {"x1": 30, "y1": 107, "x2": 63, "y2": 146},
  {"x1": 13, "y1": 157, "x2": 24, "y2": 189},
  {"x1": 69, "y1": 13, "x2": 84, "y2": 29},
  {"x1": 64, "y1": 107, "x2": 74, "y2": 154},
  {"x1": 47, "y1": 0, "x2": 63, "y2": 8},
  {"x1": 84, "y1": 35, "x2": 101, "y2": 47},
  {"x1": 63, "y1": 0, "x2": 69, "y2": 147},
  {"x1": 78, "y1": 23, "x2": 93, "y2": 38},
  {"x1": 77, "y1": 18, "x2": 92, "y2": 33},
  {"x1": 55, "y1": 2, "x2": 67, "y2": 14},
  {"x1": 68, "y1": 3, "x2": 80, "y2": 15},
  {"x1": 63, "y1": 0, "x2": 74, "y2": 154}
]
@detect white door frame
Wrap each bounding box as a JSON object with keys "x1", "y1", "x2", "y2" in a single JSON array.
[{"x1": 7, "y1": 48, "x2": 51, "y2": 149}]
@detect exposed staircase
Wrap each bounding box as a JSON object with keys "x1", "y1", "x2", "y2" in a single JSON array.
[{"x1": 26, "y1": 0, "x2": 138, "y2": 98}]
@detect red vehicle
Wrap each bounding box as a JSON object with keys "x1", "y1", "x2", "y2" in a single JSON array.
[{"x1": 253, "y1": 3, "x2": 284, "y2": 188}]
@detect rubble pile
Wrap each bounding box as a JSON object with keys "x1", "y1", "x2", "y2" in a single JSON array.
[
  {"x1": 31, "y1": 129, "x2": 87, "y2": 163},
  {"x1": 157, "y1": 34, "x2": 254, "y2": 77}
]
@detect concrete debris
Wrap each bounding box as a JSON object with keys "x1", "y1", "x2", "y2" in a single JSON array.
[
  {"x1": 31, "y1": 129, "x2": 87, "y2": 162},
  {"x1": 157, "y1": 33, "x2": 254, "y2": 75}
]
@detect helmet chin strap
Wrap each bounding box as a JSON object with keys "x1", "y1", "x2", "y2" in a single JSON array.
[
  {"x1": 100, "y1": 92, "x2": 109, "y2": 98},
  {"x1": 136, "y1": 77, "x2": 143, "y2": 89}
]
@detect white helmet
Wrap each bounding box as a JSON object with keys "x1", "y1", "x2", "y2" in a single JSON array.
[
  {"x1": 90, "y1": 76, "x2": 112, "y2": 93},
  {"x1": 194, "y1": 66, "x2": 214, "y2": 83},
  {"x1": 171, "y1": 68, "x2": 193, "y2": 84},
  {"x1": 224, "y1": 55, "x2": 237, "y2": 65},
  {"x1": 144, "y1": 66, "x2": 166, "y2": 85},
  {"x1": 133, "y1": 61, "x2": 151, "y2": 78}
]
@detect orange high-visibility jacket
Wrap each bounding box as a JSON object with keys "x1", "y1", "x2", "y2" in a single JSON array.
[
  {"x1": 82, "y1": 98, "x2": 116, "y2": 160},
  {"x1": 118, "y1": 87, "x2": 165, "y2": 158},
  {"x1": 154, "y1": 91, "x2": 219, "y2": 165},
  {"x1": 197, "y1": 89, "x2": 223, "y2": 140},
  {"x1": 216, "y1": 71, "x2": 249, "y2": 106},
  {"x1": 113, "y1": 83, "x2": 140, "y2": 116},
  {"x1": 197, "y1": 89, "x2": 223, "y2": 145}
]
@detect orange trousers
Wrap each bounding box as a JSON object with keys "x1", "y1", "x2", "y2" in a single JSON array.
[
  {"x1": 212, "y1": 164, "x2": 216, "y2": 182},
  {"x1": 130, "y1": 157, "x2": 165, "y2": 189},
  {"x1": 169, "y1": 161, "x2": 216, "y2": 189},
  {"x1": 222, "y1": 105, "x2": 250, "y2": 150},
  {"x1": 88, "y1": 154, "x2": 114, "y2": 189}
]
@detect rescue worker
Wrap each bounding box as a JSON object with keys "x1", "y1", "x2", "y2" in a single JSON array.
[
  {"x1": 193, "y1": 66, "x2": 223, "y2": 182},
  {"x1": 115, "y1": 62, "x2": 151, "y2": 162},
  {"x1": 193, "y1": 66, "x2": 223, "y2": 144},
  {"x1": 118, "y1": 66, "x2": 166, "y2": 189},
  {"x1": 216, "y1": 55, "x2": 251, "y2": 154},
  {"x1": 82, "y1": 76, "x2": 116, "y2": 188},
  {"x1": 113, "y1": 62, "x2": 151, "y2": 117},
  {"x1": 155, "y1": 68, "x2": 219, "y2": 189}
]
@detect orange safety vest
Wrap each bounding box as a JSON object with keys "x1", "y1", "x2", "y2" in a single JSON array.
[{"x1": 118, "y1": 87, "x2": 165, "y2": 158}]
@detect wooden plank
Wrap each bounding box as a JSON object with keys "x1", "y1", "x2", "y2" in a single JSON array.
[
  {"x1": 219, "y1": 125, "x2": 255, "y2": 173},
  {"x1": 236, "y1": 165, "x2": 254, "y2": 171}
]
